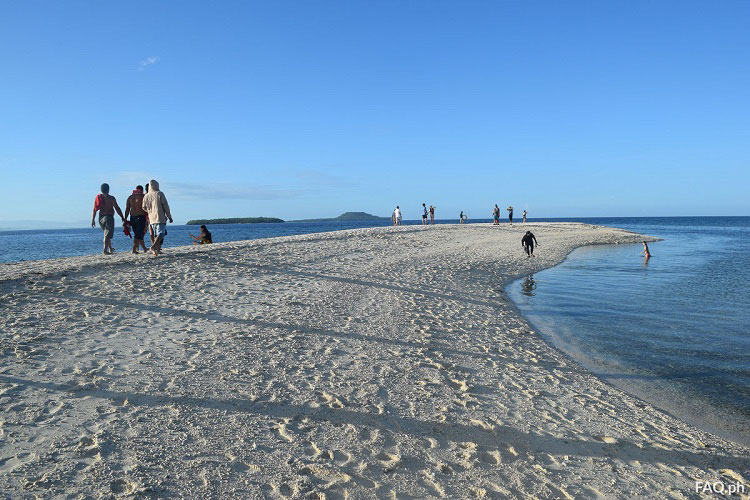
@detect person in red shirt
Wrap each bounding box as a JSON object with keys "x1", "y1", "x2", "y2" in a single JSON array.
[{"x1": 91, "y1": 183, "x2": 125, "y2": 255}]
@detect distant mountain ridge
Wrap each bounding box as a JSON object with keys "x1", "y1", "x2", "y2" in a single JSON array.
[{"x1": 292, "y1": 212, "x2": 390, "y2": 222}]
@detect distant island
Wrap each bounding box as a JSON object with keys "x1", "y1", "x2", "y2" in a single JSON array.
[
  {"x1": 292, "y1": 212, "x2": 390, "y2": 223},
  {"x1": 186, "y1": 217, "x2": 284, "y2": 225}
]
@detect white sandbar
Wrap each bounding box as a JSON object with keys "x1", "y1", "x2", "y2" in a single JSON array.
[{"x1": 1, "y1": 223, "x2": 747, "y2": 497}]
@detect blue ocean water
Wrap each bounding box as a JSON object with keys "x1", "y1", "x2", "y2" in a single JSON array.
[{"x1": 507, "y1": 217, "x2": 750, "y2": 444}]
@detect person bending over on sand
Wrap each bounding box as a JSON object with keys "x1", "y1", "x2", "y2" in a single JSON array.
[
  {"x1": 142, "y1": 179, "x2": 173, "y2": 257},
  {"x1": 421, "y1": 203, "x2": 428, "y2": 225},
  {"x1": 429, "y1": 205, "x2": 435, "y2": 224},
  {"x1": 507, "y1": 206, "x2": 514, "y2": 225},
  {"x1": 125, "y1": 185, "x2": 148, "y2": 254},
  {"x1": 493, "y1": 204, "x2": 500, "y2": 225},
  {"x1": 190, "y1": 225, "x2": 213, "y2": 245},
  {"x1": 522, "y1": 210, "x2": 527, "y2": 223},
  {"x1": 91, "y1": 183, "x2": 125, "y2": 255},
  {"x1": 642, "y1": 241, "x2": 651, "y2": 259},
  {"x1": 522, "y1": 231, "x2": 538, "y2": 257}
]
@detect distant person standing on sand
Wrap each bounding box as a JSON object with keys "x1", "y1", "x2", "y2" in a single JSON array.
[
  {"x1": 522, "y1": 210, "x2": 527, "y2": 223},
  {"x1": 459, "y1": 211, "x2": 465, "y2": 224},
  {"x1": 422, "y1": 203, "x2": 428, "y2": 225},
  {"x1": 91, "y1": 183, "x2": 125, "y2": 255},
  {"x1": 507, "y1": 206, "x2": 514, "y2": 225},
  {"x1": 522, "y1": 231, "x2": 538, "y2": 257},
  {"x1": 142, "y1": 179, "x2": 173, "y2": 257},
  {"x1": 493, "y1": 204, "x2": 500, "y2": 225},
  {"x1": 391, "y1": 208, "x2": 397, "y2": 225},
  {"x1": 125, "y1": 185, "x2": 148, "y2": 254},
  {"x1": 394, "y1": 206, "x2": 402, "y2": 226},
  {"x1": 429, "y1": 205, "x2": 435, "y2": 224}
]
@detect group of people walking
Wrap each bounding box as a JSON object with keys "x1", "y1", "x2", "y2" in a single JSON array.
[{"x1": 91, "y1": 180, "x2": 173, "y2": 257}]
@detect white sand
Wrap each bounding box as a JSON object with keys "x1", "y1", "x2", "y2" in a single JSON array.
[{"x1": 1, "y1": 223, "x2": 748, "y2": 498}]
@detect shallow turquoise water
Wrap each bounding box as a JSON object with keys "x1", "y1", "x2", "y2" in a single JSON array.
[{"x1": 507, "y1": 217, "x2": 750, "y2": 444}]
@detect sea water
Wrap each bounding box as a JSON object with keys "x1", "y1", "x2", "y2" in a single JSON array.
[{"x1": 506, "y1": 217, "x2": 750, "y2": 445}]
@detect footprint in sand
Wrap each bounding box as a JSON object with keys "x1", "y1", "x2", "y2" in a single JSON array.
[
  {"x1": 110, "y1": 478, "x2": 138, "y2": 495},
  {"x1": 304, "y1": 441, "x2": 334, "y2": 460},
  {"x1": 270, "y1": 420, "x2": 295, "y2": 443},
  {"x1": 274, "y1": 482, "x2": 298, "y2": 498},
  {"x1": 420, "y1": 470, "x2": 446, "y2": 496},
  {"x1": 319, "y1": 392, "x2": 345, "y2": 409},
  {"x1": 359, "y1": 428, "x2": 379, "y2": 444},
  {"x1": 596, "y1": 435, "x2": 618, "y2": 444},
  {"x1": 333, "y1": 449, "x2": 352, "y2": 465},
  {"x1": 479, "y1": 449, "x2": 502, "y2": 465},
  {"x1": 375, "y1": 451, "x2": 400, "y2": 472}
]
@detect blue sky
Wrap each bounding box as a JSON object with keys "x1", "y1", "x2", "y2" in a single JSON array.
[{"x1": 1, "y1": 1, "x2": 748, "y2": 226}]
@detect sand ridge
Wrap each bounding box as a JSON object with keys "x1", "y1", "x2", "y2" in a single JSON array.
[{"x1": 1, "y1": 223, "x2": 748, "y2": 498}]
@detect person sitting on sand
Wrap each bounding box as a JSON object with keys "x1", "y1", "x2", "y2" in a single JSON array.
[
  {"x1": 91, "y1": 183, "x2": 125, "y2": 255},
  {"x1": 190, "y1": 225, "x2": 213, "y2": 245},
  {"x1": 522, "y1": 231, "x2": 538, "y2": 257},
  {"x1": 125, "y1": 185, "x2": 148, "y2": 254},
  {"x1": 507, "y1": 206, "x2": 514, "y2": 225},
  {"x1": 493, "y1": 204, "x2": 500, "y2": 225},
  {"x1": 142, "y1": 179, "x2": 173, "y2": 257},
  {"x1": 642, "y1": 241, "x2": 651, "y2": 259}
]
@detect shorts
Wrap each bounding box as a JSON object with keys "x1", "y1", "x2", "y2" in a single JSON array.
[
  {"x1": 99, "y1": 214, "x2": 114, "y2": 241},
  {"x1": 494, "y1": 215, "x2": 499, "y2": 222},
  {"x1": 151, "y1": 223, "x2": 167, "y2": 239},
  {"x1": 130, "y1": 215, "x2": 146, "y2": 240}
]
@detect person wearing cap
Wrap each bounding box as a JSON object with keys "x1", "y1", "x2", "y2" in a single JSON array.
[{"x1": 91, "y1": 183, "x2": 125, "y2": 255}]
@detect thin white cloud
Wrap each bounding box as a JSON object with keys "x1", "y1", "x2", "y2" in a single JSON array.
[
  {"x1": 112, "y1": 170, "x2": 355, "y2": 201},
  {"x1": 169, "y1": 181, "x2": 310, "y2": 201},
  {"x1": 138, "y1": 56, "x2": 160, "y2": 71}
]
